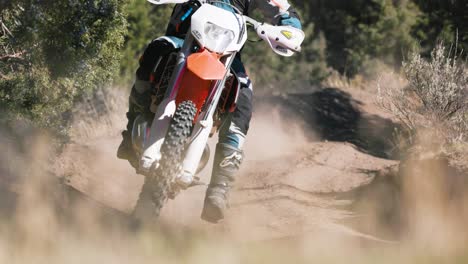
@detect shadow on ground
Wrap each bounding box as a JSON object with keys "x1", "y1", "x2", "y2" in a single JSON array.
[{"x1": 256, "y1": 87, "x2": 400, "y2": 159}]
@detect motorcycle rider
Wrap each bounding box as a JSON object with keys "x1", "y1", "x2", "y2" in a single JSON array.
[{"x1": 118, "y1": 0, "x2": 302, "y2": 223}]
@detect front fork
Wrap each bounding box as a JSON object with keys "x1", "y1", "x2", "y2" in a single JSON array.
[
  {"x1": 139, "y1": 32, "x2": 236, "y2": 187},
  {"x1": 177, "y1": 57, "x2": 235, "y2": 187}
]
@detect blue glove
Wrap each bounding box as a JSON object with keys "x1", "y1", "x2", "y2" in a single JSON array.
[{"x1": 279, "y1": 14, "x2": 302, "y2": 30}]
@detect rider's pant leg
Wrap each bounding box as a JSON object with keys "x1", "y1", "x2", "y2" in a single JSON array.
[
  {"x1": 202, "y1": 55, "x2": 253, "y2": 222},
  {"x1": 125, "y1": 37, "x2": 182, "y2": 131},
  {"x1": 218, "y1": 55, "x2": 253, "y2": 150},
  {"x1": 119, "y1": 37, "x2": 182, "y2": 164}
]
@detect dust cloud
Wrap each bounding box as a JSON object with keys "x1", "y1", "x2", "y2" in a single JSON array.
[
  {"x1": 244, "y1": 108, "x2": 313, "y2": 161},
  {"x1": 1, "y1": 89, "x2": 468, "y2": 263}
]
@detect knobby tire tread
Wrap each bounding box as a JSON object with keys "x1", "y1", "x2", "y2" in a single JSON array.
[{"x1": 133, "y1": 101, "x2": 197, "y2": 222}]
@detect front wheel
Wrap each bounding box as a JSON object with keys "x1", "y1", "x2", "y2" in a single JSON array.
[{"x1": 133, "y1": 100, "x2": 197, "y2": 222}]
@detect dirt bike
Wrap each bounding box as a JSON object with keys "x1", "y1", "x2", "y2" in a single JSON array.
[{"x1": 131, "y1": 0, "x2": 305, "y2": 220}]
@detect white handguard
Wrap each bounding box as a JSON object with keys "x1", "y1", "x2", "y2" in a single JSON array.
[
  {"x1": 256, "y1": 24, "x2": 305, "y2": 57},
  {"x1": 147, "y1": 0, "x2": 189, "y2": 5}
]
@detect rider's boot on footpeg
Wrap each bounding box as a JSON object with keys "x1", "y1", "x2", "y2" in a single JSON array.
[
  {"x1": 117, "y1": 98, "x2": 140, "y2": 168},
  {"x1": 201, "y1": 143, "x2": 243, "y2": 223}
]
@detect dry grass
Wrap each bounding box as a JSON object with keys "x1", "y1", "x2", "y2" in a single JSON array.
[
  {"x1": 377, "y1": 44, "x2": 468, "y2": 168},
  {"x1": 69, "y1": 87, "x2": 127, "y2": 144},
  {"x1": 323, "y1": 70, "x2": 368, "y2": 91}
]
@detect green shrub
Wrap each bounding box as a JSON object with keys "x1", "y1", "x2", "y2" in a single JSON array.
[
  {"x1": 412, "y1": 0, "x2": 468, "y2": 56},
  {"x1": 0, "y1": 0, "x2": 127, "y2": 135},
  {"x1": 119, "y1": 1, "x2": 172, "y2": 83},
  {"x1": 308, "y1": 0, "x2": 419, "y2": 77}
]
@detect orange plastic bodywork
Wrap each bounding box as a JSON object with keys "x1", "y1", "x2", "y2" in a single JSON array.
[
  {"x1": 176, "y1": 50, "x2": 227, "y2": 121},
  {"x1": 176, "y1": 69, "x2": 212, "y2": 121},
  {"x1": 187, "y1": 50, "x2": 227, "y2": 80}
]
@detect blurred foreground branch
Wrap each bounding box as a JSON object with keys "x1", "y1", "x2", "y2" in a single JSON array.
[{"x1": 0, "y1": 50, "x2": 25, "y2": 61}]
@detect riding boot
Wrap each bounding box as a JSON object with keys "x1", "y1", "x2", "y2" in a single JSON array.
[
  {"x1": 117, "y1": 106, "x2": 138, "y2": 167},
  {"x1": 117, "y1": 83, "x2": 151, "y2": 168},
  {"x1": 201, "y1": 143, "x2": 243, "y2": 223}
]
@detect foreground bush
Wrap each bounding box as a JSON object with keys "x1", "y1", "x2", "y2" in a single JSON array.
[{"x1": 0, "y1": 0, "x2": 126, "y2": 135}]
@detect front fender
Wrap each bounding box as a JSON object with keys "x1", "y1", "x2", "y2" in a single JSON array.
[{"x1": 187, "y1": 50, "x2": 227, "y2": 80}]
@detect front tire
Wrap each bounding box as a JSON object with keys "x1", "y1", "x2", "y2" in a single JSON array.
[{"x1": 133, "y1": 101, "x2": 197, "y2": 222}]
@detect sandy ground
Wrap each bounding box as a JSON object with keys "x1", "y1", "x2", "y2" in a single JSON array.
[
  {"x1": 3, "y1": 86, "x2": 468, "y2": 263},
  {"x1": 51, "y1": 86, "x2": 400, "y2": 244},
  {"x1": 4, "y1": 86, "x2": 468, "y2": 264}
]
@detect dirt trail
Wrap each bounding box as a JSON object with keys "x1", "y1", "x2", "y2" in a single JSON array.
[{"x1": 52, "y1": 86, "x2": 399, "y2": 243}]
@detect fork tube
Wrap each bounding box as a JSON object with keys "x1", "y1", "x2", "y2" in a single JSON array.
[
  {"x1": 178, "y1": 54, "x2": 236, "y2": 184},
  {"x1": 203, "y1": 54, "x2": 236, "y2": 120},
  {"x1": 166, "y1": 34, "x2": 195, "y2": 100}
]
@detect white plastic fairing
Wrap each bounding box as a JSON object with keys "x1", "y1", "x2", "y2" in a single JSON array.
[
  {"x1": 147, "y1": 0, "x2": 189, "y2": 4},
  {"x1": 191, "y1": 4, "x2": 247, "y2": 54},
  {"x1": 256, "y1": 24, "x2": 305, "y2": 57}
]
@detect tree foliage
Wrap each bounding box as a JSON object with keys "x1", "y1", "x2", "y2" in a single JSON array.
[
  {"x1": 0, "y1": 0, "x2": 126, "y2": 134},
  {"x1": 1, "y1": 0, "x2": 465, "y2": 135},
  {"x1": 412, "y1": 0, "x2": 468, "y2": 55},
  {"x1": 119, "y1": 0, "x2": 172, "y2": 82},
  {"x1": 305, "y1": 0, "x2": 419, "y2": 77}
]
